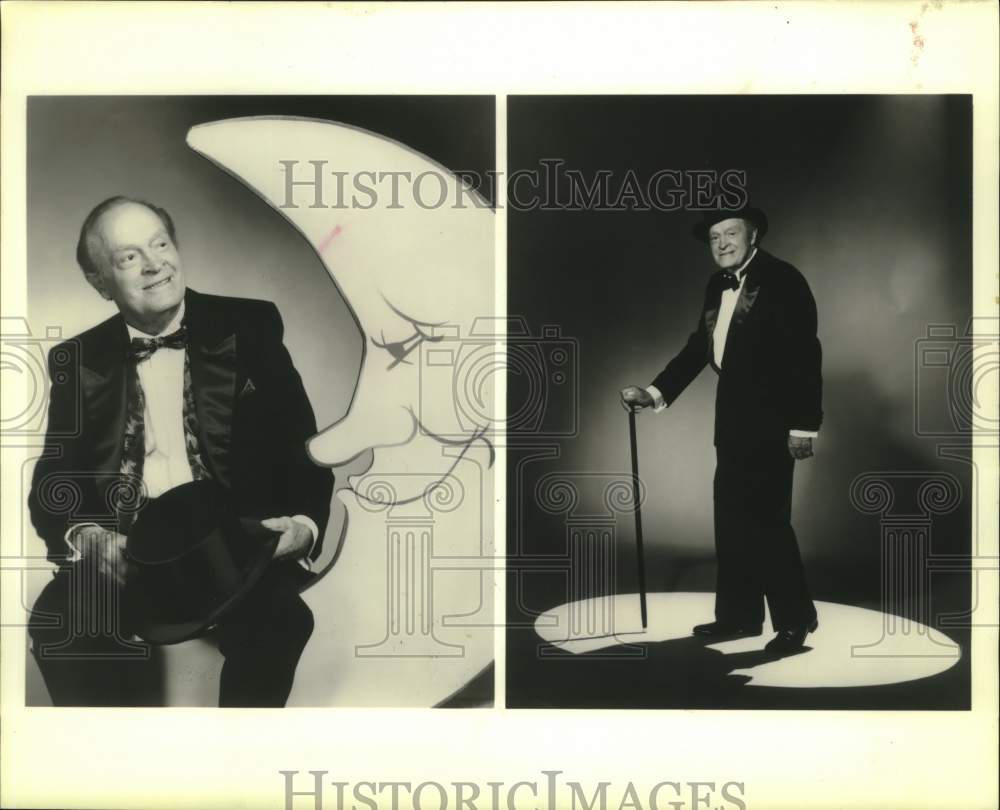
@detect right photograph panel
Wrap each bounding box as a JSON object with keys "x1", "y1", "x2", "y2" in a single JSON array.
[{"x1": 505, "y1": 94, "x2": 975, "y2": 710}]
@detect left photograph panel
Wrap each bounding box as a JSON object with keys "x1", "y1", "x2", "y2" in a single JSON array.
[{"x1": 17, "y1": 95, "x2": 497, "y2": 708}]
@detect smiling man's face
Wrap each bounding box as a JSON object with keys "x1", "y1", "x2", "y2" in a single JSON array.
[
  {"x1": 708, "y1": 217, "x2": 756, "y2": 270},
  {"x1": 86, "y1": 201, "x2": 186, "y2": 333}
]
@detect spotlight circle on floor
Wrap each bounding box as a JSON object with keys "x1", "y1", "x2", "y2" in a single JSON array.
[{"x1": 534, "y1": 592, "x2": 961, "y2": 689}]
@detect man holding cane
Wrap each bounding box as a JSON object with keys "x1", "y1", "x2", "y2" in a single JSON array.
[{"x1": 621, "y1": 205, "x2": 822, "y2": 654}]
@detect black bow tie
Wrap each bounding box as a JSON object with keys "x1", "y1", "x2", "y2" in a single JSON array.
[
  {"x1": 129, "y1": 326, "x2": 187, "y2": 362},
  {"x1": 720, "y1": 271, "x2": 741, "y2": 291}
]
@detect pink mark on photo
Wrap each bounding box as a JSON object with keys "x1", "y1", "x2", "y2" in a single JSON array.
[{"x1": 318, "y1": 224, "x2": 343, "y2": 253}]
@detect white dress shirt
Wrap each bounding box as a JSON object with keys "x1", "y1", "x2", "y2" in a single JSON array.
[
  {"x1": 646, "y1": 249, "x2": 818, "y2": 439},
  {"x1": 711, "y1": 248, "x2": 755, "y2": 370},
  {"x1": 65, "y1": 301, "x2": 318, "y2": 565},
  {"x1": 127, "y1": 304, "x2": 191, "y2": 499}
]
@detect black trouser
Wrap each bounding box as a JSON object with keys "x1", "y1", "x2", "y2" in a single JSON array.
[
  {"x1": 712, "y1": 440, "x2": 816, "y2": 631},
  {"x1": 28, "y1": 560, "x2": 313, "y2": 708}
]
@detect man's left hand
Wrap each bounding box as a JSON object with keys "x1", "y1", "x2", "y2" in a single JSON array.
[
  {"x1": 261, "y1": 516, "x2": 313, "y2": 562},
  {"x1": 788, "y1": 435, "x2": 814, "y2": 460}
]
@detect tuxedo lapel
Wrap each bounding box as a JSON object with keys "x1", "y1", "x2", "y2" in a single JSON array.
[
  {"x1": 184, "y1": 289, "x2": 237, "y2": 488},
  {"x1": 79, "y1": 316, "x2": 129, "y2": 474},
  {"x1": 729, "y1": 276, "x2": 760, "y2": 335},
  {"x1": 726, "y1": 249, "x2": 765, "y2": 332},
  {"x1": 703, "y1": 282, "x2": 723, "y2": 363}
]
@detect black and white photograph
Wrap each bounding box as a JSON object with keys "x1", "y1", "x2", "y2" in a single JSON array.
[
  {"x1": 505, "y1": 94, "x2": 978, "y2": 710},
  {"x1": 15, "y1": 95, "x2": 496, "y2": 708},
  {"x1": 1, "y1": 4, "x2": 996, "y2": 810}
]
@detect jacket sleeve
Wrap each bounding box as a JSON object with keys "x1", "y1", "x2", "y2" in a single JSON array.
[
  {"x1": 27, "y1": 341, "x2": 93, "y2": 563},
  {"x1": 649, "y1": 286, "x2": 711, "y2": 406},
  {"x1": 259, "y1": 303, "x2": 335, "y2": 561},
  {"x1": 778, "y1": 269, "x2": 823, "y2": 432}
]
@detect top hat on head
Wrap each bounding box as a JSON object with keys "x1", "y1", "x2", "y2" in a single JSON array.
[
  {"x1": 692, "y1": 204, "x2": 769, "y2": 244},
  {"x1": 122, "y1": 479, "x2": 280, "y2": 645}
]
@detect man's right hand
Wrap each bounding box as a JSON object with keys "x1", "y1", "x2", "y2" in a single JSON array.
[
  {"x1": 72, "y1": 526, "x2": 131, "y2": 587},
  {"x1": 620, "y1": 385, "x2": 654, "y2": 411}
]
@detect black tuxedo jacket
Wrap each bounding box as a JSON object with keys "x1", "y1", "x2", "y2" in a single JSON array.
[
  {"x1": 28, "y1": 288, "x2": 334, "y2": 564},
  {"x1": 651, "y1": 249, "x2": 823, "y2": 450}
]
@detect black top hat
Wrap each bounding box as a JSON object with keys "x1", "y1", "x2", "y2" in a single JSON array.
[
  {"x1": 692, "y1": 205, "x2": 769, "y2": 243},
  {"x1": 123, "y1": 479, "x2": 280, "y2": 645}
]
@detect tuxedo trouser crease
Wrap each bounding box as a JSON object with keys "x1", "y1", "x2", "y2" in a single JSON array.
[{"x1": 712, "y1": 440, "x2": 816, "y2": 631}]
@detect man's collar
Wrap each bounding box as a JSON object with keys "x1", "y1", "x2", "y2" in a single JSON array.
[
  {"x1": 126, "y1": 300, "x2": 186, "y2": 340},
  {"x1": 735, "y1": 247, "x2": 758, "y2": 280}
]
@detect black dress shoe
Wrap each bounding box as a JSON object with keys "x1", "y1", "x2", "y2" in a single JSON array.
[
  {"x1": 692, "y1": 621, "x2": 763, "y2": 638},
  {"x1": 764, "y1": 619, "x2": 819, "y2": 654}
]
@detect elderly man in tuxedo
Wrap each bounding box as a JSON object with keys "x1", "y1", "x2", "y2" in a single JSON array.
[
  {"x1": 621, "y1": 205, "x2": 822, "y2": 654},
  {"x1": 27, "y1": 196, "x2": 334, "y2": 706}
]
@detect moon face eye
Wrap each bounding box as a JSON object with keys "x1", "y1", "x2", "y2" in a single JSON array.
[
  {"x1": 369, "y1": 297, "x2": 446, "y2": 369},
  {"x1": 370, "y1": 330, "x2": 425, "y2": 368}
]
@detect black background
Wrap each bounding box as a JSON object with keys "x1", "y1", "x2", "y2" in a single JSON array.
[{"x1": 505, "y1": 95, "x2": 973, "y2": 709}]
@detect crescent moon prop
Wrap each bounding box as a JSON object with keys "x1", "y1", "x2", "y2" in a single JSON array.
[{"x1": 187, "y1": 117, "x2": 495, "y2": 706}]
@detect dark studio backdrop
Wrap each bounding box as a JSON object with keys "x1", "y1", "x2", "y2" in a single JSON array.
[
  {"x1": 505, "y1": 95, "x2": 973, "y2": 708},
  {"x1": 22, "y1": 95, "x2": 494, "y2": 704}
]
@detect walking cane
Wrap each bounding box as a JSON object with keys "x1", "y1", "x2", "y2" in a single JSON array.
[{"x1": 626, "y1": 404, "x2": 649, "y2": 630}]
